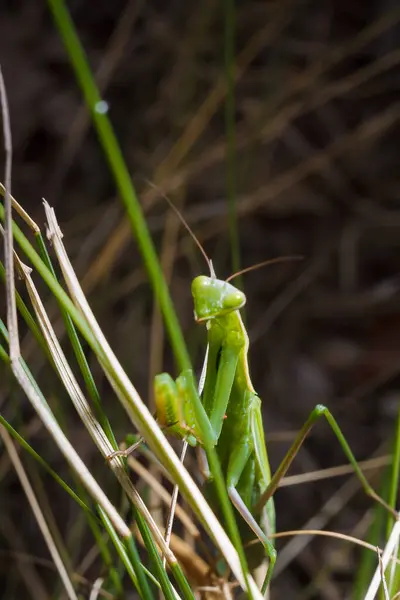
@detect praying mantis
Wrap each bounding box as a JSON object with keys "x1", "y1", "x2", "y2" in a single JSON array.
[
  {"x1": 153, "y1": 251, "x2": 397, "y2": 592},
  {"x1": 113, "y1": 210, "x2": 397, "y2": 594}
]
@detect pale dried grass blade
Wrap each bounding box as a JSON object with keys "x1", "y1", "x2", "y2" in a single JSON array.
[{"x1": 0, "y1": 427, "x2": 78, "y2": 600}]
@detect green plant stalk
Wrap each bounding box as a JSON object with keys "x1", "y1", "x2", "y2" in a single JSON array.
[
  {"x1": 0, "y1": 341, "x2": 9, "y2": 363},
  {"x1": 170, "y1": 561, "x2": 197, "y2": 600},
  {"x1": 386, "y1": 412, "x2": 400, "y2": 515},
  {"x1": 86, "y1": 512, "x2": 124, "y2": 596},
  {"x1": 0, "y1": 206, "x2": 102, "y2": 351},
  {"x1": 353, "y1": 466, "x2": 391, "y2": 599},
  {"x1": 224, "y1": 0, "x2": 241, "y2": 278},
  {"x1": 0, "y1": 319, "x2": 53, "y2": 417},
  {"x1": 134, "y1": 506, "x2": 189, "y2": 600},
  {"x1": 206, "y1": 446, "x2": 253, "y2": 592},
  {"x1": 99, "y1": 506, "x2": 154, "y2": 599},
  {"x1": 47, "y1": 0, "x2": 191, "y2": 374},
  {"x1": 101, "y1": 507, "x2": 172, "y2": 593}
]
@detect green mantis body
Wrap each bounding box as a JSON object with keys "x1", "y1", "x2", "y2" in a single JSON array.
[
  {"x1": 154, "y1": 272, "x2": 396, "y2": 592},
  {"x1": 155, "y1": 275, "x2": 277, "y2": 584}
]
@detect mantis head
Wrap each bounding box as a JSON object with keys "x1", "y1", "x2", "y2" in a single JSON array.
[{"x1": 191, "y1": 275, "x2": 246, "y2": 322}]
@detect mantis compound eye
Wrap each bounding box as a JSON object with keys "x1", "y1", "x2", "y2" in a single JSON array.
[{"x1": 222, "y1": 288, "x2": 246, "y2": 311}]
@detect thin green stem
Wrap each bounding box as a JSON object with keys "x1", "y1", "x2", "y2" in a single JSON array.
[
  {"x1": 86, "y1": 511, "x2": 125, "y2": 596},
  {"x1": 99, "y1": 507, "x2": 154, "y2": 599},
  {"x1": 134, "y1": 507, "x2": 187, "y2": 600},
  {"x1": 0, "y1": 341, "x2": 9, "y2": 363},
  {"x1": 47, "y1": 0, "x2": 191, "y2": 373},
  {"x1": 224, "y1": 0, "x2": 241, "y2": 278}
]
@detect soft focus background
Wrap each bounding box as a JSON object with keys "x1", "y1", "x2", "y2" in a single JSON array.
[{"x1": 1, "y1": 1, "x2": 400, "y2": 598}]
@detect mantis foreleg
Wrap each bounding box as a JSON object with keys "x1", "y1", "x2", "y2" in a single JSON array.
[
  {"x1": 163, "y1": 348, "x2": 209, "y2": 560},
  {"x1": 201, "y1": 330, "x2": 243, "y2": 442}
]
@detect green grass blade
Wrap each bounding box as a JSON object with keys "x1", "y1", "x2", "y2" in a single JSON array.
[
  {"x1": 224, "y1": 0, "x2": 241, "y2": 278},
  {"x1": 353, "y1": 482, "x2": 388, "y2": 599},
  {"x1": 86, "y1": 513, "x2": 125, "y2": 596},
  {"x1": 206, "y1": 447, "x2": 253, "y2": 596},
  {"x1": 98, "y1": 507, "x2": 153, "y2": 598},
  {"x1": 46, "y1": 0, "x2": 190, "y2": 373},
  {"x1": 134, "y1": 507, "x2": 188, "y2": 600},
  {"x1": 170, "y1": 563, "x2": 196, "y2": 600},
  {"x1": 0, "y1": 341, "x2": 9, "y2": 363}
]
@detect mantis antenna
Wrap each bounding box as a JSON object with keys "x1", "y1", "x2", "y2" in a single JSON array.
[
  {"x1": 144, "y1": 179, "x2": 216, "y2": 278},
  {"x1": 144, "y1": 180, "x2": 215, "y2": 561},
  {"x1": 226, "y1": 255, "x2": 303, "y2": 283}
]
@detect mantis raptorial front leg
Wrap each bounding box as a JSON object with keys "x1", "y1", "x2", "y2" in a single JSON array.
[{"x1": 162, "y1": 345, "x2": 211, "y2": 562}]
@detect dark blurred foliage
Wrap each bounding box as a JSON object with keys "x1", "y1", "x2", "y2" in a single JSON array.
[{"x1": 1, "y1": 1, "x2": 400, "y2": 598}]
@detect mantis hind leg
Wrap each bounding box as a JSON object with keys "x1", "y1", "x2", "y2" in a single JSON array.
[
  {"x1": 228, "y1": 487, "x2": 276, "y2": 594},
  {"x1": 255, "y1": 404, "x2": 398, "y2": 518},
  {"x1": 226, "y1": 442, "x2": 276, "y2": 594}
]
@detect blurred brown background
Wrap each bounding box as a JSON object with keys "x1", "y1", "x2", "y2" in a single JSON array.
[{"x1": 1, "y1": 1, "x2": 400, "y2": 598}]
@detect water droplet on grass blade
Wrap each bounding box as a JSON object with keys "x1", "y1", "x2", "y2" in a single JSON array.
[{"x1": 94, "y1": 100, "x2": 109, "y2": 114}]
